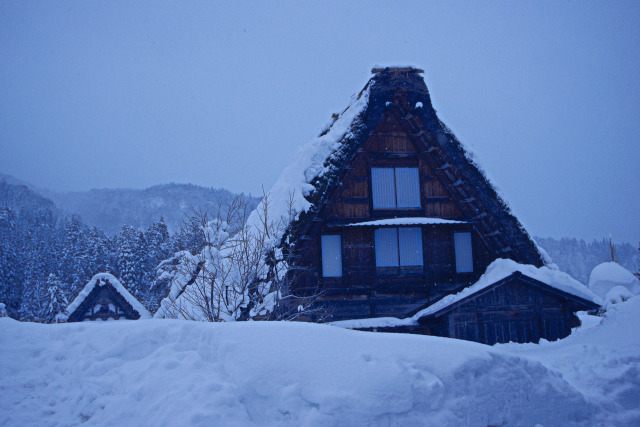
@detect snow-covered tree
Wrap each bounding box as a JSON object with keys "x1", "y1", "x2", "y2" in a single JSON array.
[
  {"x1": 45, "y1": 273, "x2": 68, "y2": 323},
  {"x1": 117, "y1": 225, "x2": 147, "y2": 300},
  {"x1": 156, "y1": 194, "x2": 314, "y2": 322}
]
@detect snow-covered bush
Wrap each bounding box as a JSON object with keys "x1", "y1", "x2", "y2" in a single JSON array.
[{"x1": 155, "y1": 193, "x2": 300, "y2": 322}]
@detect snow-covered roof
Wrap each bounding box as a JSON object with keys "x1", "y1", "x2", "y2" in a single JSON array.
[
  {"x1": 243, "y1": 67, "x2": 543, "y2": 266},
  {"x1": 243, "y1": 84, "x2": 370, "y2": 243},
  {"x1": 64, "y1": 273, "x2": 151, "y2": 320},
  {"x1": 415, "y1": 259, "x2": 601, "y2": 319},
  {"x1": 342, "y1": 217, "x2": 465, "y2": 227}
]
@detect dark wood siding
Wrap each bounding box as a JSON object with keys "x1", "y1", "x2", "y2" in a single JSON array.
[{"x1": 424, "y1": 276, "x2": 579, "y2": 344}]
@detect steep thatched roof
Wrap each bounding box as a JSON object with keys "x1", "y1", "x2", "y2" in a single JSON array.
[{"x1": 257, "y1": 67, "x2": 543, "y2": 266}]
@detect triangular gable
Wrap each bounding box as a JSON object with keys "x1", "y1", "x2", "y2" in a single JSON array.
[
  {"x1": 65, "y1": 273, "x2": 151, "y2": 322},
  {"x1": 414, "y1": 260, "x2": 601, "y2": 321},
  {"x1": 255, "y1": 67, "x2": 544, "y2": 267}
]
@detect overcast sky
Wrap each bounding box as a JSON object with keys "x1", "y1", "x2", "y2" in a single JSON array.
[{"x1": 1, "y1": 1, "x2": 639, "y2": 243}]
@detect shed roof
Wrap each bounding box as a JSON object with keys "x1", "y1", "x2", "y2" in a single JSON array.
[{"x1": 414, "y1": 259, "x2": 602, "y2": 320}]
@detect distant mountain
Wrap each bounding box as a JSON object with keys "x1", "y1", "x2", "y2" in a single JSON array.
[
  {"x1": 41, "y1": 183, "x2": 261, "y2": 235},
  {"x1": 0, "y1": 179, "x2": 57, "y2": 215}
]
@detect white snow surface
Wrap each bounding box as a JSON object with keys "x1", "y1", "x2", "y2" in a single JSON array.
[
  {"x1": 415, "y1": 259, "x2": 601, "y2": 318},
  {"x1": 63, "y1": 272, "x2": 151, "y2": 320},
  {"x1": 2, "y1": 297, "x2": 640, "y2": 426},
  {"x1": 589, "y1": 261, "x2": 640, "y2": 299},
  {"x1": 344, "y1": 217, "x2": 465, "y2": 227}
]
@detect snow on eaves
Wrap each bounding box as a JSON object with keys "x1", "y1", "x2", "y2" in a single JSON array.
[
  {"x1": 330, "y1": 316, "x2": 415, "y2": 329},
  {"x1": 343, "y1": 217, "x2": 465, "y2": 227},
  {"x1": 64, "y1": 273, "x2": 151, "y2": 320},
  {"x1": 415, "y1": 259, "x2": 601, "y2": 319},
  {"x1": 244, "y1": 86, "x2": 371, "y2": 240}
]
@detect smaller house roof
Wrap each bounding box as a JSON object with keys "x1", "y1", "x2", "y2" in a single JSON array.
[
  {"x1": 415, "y1": 259, "x2": 601, "y2": 319},
  {"x1": 64, "y1": 273, "x2": 151, "y2": 320}
]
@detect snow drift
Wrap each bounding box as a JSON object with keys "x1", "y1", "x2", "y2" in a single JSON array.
[{"x1": 3, "y1": 297, "x2": 640, "y2": 426}]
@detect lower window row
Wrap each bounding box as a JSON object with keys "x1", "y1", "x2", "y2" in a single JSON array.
[{"x1": 321, "y1": 229, "x2": 473, "y2": 277}]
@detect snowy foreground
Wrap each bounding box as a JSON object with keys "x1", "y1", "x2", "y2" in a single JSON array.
[{"x1": 2, "y1": 299, "x2": 640, "y2": 426}]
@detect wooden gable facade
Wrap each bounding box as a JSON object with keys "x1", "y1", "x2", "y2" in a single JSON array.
[
  {"x1": 278, "y1": 68, "x2": 598, "y2": 342},
  {"x1": 416, "y1": 272, "x2": 600, "y2": 344},
  {"x1": 66, "y1": 273, "x2": 150, "y2": 322}
]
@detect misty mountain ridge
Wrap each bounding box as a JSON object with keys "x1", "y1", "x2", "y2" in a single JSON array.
[{"x1": 0, "y1": 172, "x2": 260, "y2": 235}]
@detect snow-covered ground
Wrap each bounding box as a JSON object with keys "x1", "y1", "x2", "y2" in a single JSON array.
[{"x1": 1, "y1": 298, "x2": 639, "y2": 426}]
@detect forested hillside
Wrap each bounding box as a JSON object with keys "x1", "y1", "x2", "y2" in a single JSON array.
[
  {"x1": 43, "y1": 183, "x2": 260, "y2": 235},
  {"x1": 536, "y1": 237, "x2": 638, "y2": 284},
  {"x1": 2, "y1": 177, "x2": 638, "y2": 323},
  {"x1": 0, "y1": 180, "x2": 255, "y2": 321}
]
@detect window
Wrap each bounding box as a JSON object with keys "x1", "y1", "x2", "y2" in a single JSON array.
[
  {"x1": 371, "y1": 167, "x2": 420, "y2": 209},
  {"x1": 375, "y1": 227, "x2": 423, "y2": 267},
  {"x1": 321, "y1": 235, "x2": 342, "y2": 277},
  {"x1": 454, "y1": 231, "x2": 473, "y2": 273}
]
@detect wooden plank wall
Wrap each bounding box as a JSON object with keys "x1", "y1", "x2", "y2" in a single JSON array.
[{"x1": 289, "y1": 111, "x2": 497, "y2": 321}]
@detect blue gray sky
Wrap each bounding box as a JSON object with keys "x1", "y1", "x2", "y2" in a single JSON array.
[{"x1": 1, "y1": 1, "x2": 639, "y2": 243}]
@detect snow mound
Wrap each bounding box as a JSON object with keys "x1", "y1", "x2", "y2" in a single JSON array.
[
  {"x1": 1, "y1": 318, "x2": 602, "y2": 426},
  {"x1": 603, "y1": 285, "x2": 635, "y2": 308},
  {"x1": 589, "y1": 262, "x2": 640, "y2": 299},
  {"x1": 501, "y1": 295, "x2": 640, "y2": 425}
]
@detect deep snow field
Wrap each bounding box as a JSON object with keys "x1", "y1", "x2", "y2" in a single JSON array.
[{"x1": 1, "y1": 298, "x2": 639, "y2": 426}]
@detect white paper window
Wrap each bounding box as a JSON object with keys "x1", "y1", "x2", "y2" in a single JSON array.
[
  {"x1": 399, "y1": 228, "x2": 423, "y2": 266},
  {"x1": 321, "y1": 235, "x2": 342, "y2": 277},
  {"x1": 375, "y1": 228, "x2": 399, "y2": 267},
  {"x1": 454, "y1": 232, "x2": 473, "y2": 273},
  {"x1": 375, "y1": 227, "x2": 423, "y2": 267},
  {"x1": 395, "y1": 168, "x2": 421, "y2": 208},
  {"x1": 371, "y1": 167, "x2": 420, "y2": 209},
  {"x1": 371, "y1": 168, "x2": 396, "y2": 209}
]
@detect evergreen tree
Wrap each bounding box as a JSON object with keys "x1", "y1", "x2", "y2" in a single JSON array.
[
  {"x1": 145, "y1": 218, "x2": 171, "y2": 277},
  {"x1": 0, "y1": 207, "x2": 24, "y2": 318},
  {"x1": 117, "y1": 225, "x2": 146, "y2": 300},
  {"x1": 45, "y1": 273, "x2": 68, "y2": 323}
]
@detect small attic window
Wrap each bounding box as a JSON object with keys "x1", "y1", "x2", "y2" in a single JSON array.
[
  {"x1": 371, "y1": 168, "x2": 421, "y2": 209},
  {"x1": 415, "y1": 102, "x2": 423, "y2": 109}
]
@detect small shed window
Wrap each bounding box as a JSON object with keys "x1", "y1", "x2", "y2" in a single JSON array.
[
  {"x1": 321, "y1": 235, "x2": 342, "y2": 277},
  {"x1": 454, "y1": 231, "x2": 473, "y2": 273},
  {"x1": 371, "y1": 167, "x2": 420, "y2": 209},
  {"x1": 375, "y1": 227, "x2": 423, "y2": 267}
]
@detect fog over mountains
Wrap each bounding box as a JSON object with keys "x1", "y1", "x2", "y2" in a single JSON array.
[{"x1": 0, "y1": 172, "x2": 260, "y2": 235}]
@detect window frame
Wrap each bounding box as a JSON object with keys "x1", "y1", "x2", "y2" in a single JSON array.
[
  {"x1": 374, "y1": 227, "x2": 424, "y2": 276},
  {"x1": 321, "y1": 234, "x2": 343, "y2": 278},
  {"x1": 453, "y1": 231, "x2": 474, "y2": 274},
  {"x1": 371, "y1": 167, "x2": 421, "y2": 210}
]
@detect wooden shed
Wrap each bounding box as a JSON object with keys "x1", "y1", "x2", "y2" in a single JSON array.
[
  {"x1": 64, "y1": 273, "x2": 151, "y2": 322},
  {"x1": 415, "y1": 269, "x2": 600, "y2": 344}
]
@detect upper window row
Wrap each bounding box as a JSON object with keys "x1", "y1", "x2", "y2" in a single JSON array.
[
  {"x1": 321, "y1": 230, "x2": 474, "y2": 277},
  {"x1": 371, "y1": 167, "x2": 420, "y2": 209}
]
